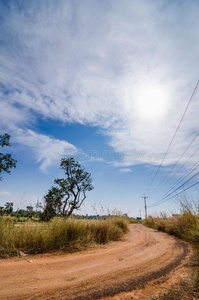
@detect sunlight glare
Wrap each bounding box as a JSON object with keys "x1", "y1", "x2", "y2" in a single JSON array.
[{"x1": 135, "y1": 85, "x2": 169, "y2": 120}]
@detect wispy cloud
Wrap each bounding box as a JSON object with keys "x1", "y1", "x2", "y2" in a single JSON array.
[
  {"x1": 0, "y1": 191, "x2": 11, "y2": 197},
  {"x1": 14, "y1": 129, "x2": 77, "y2": 172},
  {"x1": 0, "y1": 0, "x2": 199, "y2": 169},
  {"x1": 119, "y1": 168, "x2": 132, "y2": 173}
]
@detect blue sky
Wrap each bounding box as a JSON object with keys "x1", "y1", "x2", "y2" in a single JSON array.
[{"x1": 0, "y1": 0, "x2": 199, "y2": 217}]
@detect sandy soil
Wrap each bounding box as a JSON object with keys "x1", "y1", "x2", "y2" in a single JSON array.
[{"x1": 0, "y1": 224, "x2": 190, "y2": 300}]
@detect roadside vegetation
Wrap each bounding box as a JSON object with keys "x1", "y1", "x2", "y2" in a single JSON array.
[
  {"x1": 144, "y1": 199, "x2": 199, "y2": 299},
  {"x1": 0, "y1": 136, "x2": 130, "y2": 259},
  {"x1": 0, "y1": 215, "x2": 129, "y2": 258}
]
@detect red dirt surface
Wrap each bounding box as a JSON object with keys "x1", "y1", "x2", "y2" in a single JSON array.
[{"x1": 0, "y1": 224, "x2": 189, "y2": 299}]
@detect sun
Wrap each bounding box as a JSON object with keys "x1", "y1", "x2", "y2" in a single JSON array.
[{"x1": 135, "y1": 84, "x2": 169, "y2": 120}]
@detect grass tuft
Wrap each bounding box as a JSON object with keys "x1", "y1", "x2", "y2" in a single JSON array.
[
  {"x1": 144, "y1": 200, "x2": 199, "y2": 299},
  {"x1": 0, "y1": 216, "x2": 129, "y2": 258}
]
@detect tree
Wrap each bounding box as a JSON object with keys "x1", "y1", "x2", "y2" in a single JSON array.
[
  {"x1": 0, "y1": 134, "x2": 17, "y2": 180},
  {"x1": 26, "y1": 205, "x2": 34, "y2": 218},
  {"x1": 42, "y1": 188, "x2": 59, "y2": 221},
  {"x1": 43, "y1": 158, "x2": 94, "y2": 221},
  {"x1": 16, "y1": 209, "x2": 26, "y2": 217},
  {"x1": 0, "y1": 206, "x2": 4, "y2": 216},
  {"x1": 26, "y1": 205, "x2": 33, "y2": 212},
  {"x1": 4, "y1": 202, "x2": 13, "y2": 214}
]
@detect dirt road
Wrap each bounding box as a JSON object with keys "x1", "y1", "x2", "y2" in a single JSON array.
[{"x1": 0, "y1": 224, "x2": 189, "y2": 300}]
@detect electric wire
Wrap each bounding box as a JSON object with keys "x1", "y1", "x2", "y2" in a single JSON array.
[
  {"x1": 158, "y1": 170, "x2": 199, "y2": 201},
  {"x1": 151, "y1": 144, "x2": 199, "y2": 203},
  {"x1": 144, "y1": 80, "x2": 199, "y2": 195},
  {"x1": 148, "y1": 180, "x2": 199, "y2": 208},
  {"x1": 148, "y1": 164, "x2": 199, "y2": 208},
  {"x1": 158, "y1": 161, "x2": 199, "y2": 200},
  {"x1": 148, "y1": 131, "x2": 199, "y2": 198}
]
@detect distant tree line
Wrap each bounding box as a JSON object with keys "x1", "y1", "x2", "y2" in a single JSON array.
[{"x1": 0, "y1": 203, "x2": 37, "y2": 218}]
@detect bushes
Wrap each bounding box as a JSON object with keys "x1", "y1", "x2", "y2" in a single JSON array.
[
  {"x1": 144, "y1": 202, "x2": 199, "y2": 299},
  {"x1": 144, "y1": 210, "x2": 199, "y2": 242},
  {"x1": 0, "y1": 216, "x2": 129, "y2": 258}
]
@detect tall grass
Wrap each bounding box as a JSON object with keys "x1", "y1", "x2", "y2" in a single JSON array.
[
  {"x1": 144, "y1": 202, "x2": 199, "y2": 243},
  {"x1": 0, "y1": 216, "x2": 129, "y2": 258},
  {"x1": 144, "y1": 199, "x2": 199, "y2": 299}
]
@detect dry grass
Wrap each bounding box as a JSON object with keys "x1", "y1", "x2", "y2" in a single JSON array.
[
  {"x1": 144, "y1": 200, "x2": 199, "y2": 299},
  {"x1": 0, "y1": 216, "x2": 129, "y2": 258}
]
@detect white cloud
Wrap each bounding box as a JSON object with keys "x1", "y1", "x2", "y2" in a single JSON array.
[
  {"x1": 0, "y1": 191, "x2": 11, "y2": 197},
  {"x1": 119, "y1": 168, "x2": 132, "y2": 173},
  {"x1": 0, "y1": 0, "x2": 199, "y2": 168},
  {"x1": 0, "y1": 93, "x2": 31, "y2": 131},
  {"x1": 14, "y1": 129, "x2": 77, "y2": 172}
]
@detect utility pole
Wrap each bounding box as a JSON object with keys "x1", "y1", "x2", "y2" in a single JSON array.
[{"x1": 142, "y1": 195, "x2": 148, "y2": 219}]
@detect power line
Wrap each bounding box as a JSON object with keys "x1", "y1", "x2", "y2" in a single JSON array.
[
  {"x1": 151, "y1": 145, "x2": 199, "y2": 203},
  {"x1": 145, "y1": 80, "x2": 199, "y2": 195},
  {"x1": 148, "y1": 131, "x2": 199, "y2": 198},
  {"x1": 158, "y1": 161, "x2": 199, "y2": 201},
  {"x1": 148, "y1": 180, "x2": 199, "y2": 208},
  {"x1": 148, "y1": 165, "x2": 199, "y2": 208},
  {"x1": 160, "y1": 170, "x2": 199, "y2": 201},
  {"x1": 159, "y1": 145, "x2": 199, "y2": 193}
]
